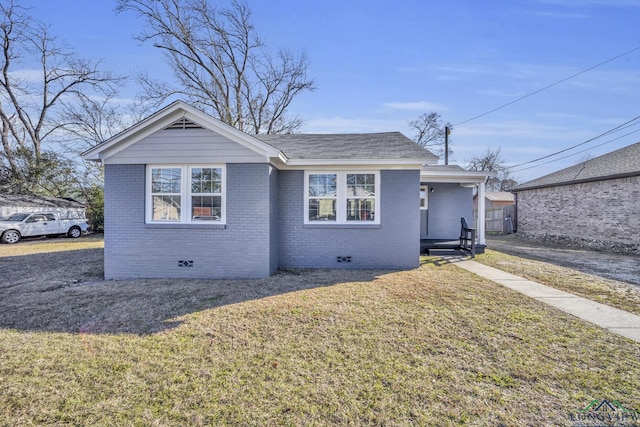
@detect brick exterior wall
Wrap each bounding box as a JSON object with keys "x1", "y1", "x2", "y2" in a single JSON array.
[
  {"x1": 104, "y1": 165, "x2": 423, "y2": 278},
  {"x1": 269, "y1": 166, "x2": 279, "y2": 274},
  {"x1": 277, "y1": 169, "x2": 420, "y2": 269},
  {"x1": 104, "y1": 163, "x2": 276, "y2": 279},
  {"x1": 516, "y1": 176, "x2": 640, "y2": 253}
]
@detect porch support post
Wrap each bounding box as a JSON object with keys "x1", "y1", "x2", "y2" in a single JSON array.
[{"x1": 477, "y1": 180, "x2": 486, "y2": 245}]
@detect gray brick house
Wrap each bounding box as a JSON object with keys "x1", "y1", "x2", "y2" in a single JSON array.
[
  {"x1": 512, "y1": 141, "x2": 640, "y2": 254},
  {"x1": 84, "y1": 101, "x2": 491, "y2": 279}
]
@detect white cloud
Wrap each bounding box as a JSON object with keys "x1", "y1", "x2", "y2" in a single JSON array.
[
  {"x1": 435, "y1": 60, "x2": 640, "y2": 102},
  {"x1": 8, "y1": 68, "x2": 42, "y2": 83},
  {"x1": 527, "y1": 10, "x2": 589, "y2": 18},
  {"x1": 301, "y1": 116, "x2": 408, "y2": 134},
  {"x1": 536, "y1": 0, "x2": 640, "y2": 6},
  {"x1": 534, "y1": 112, "x2": 584, "y2": 121},
  {"x1": 593, "y1": 117, "x2": 628, "y2": 126},
  {"x1": 432, "y1": 65, "x2": 494, "y2": 80},
  {"x1": 455, "y1": 120, "x2": 591, "y2": 141},
  {"x1": 383, "y1": 101, "x2": 448, "y2": 112}
]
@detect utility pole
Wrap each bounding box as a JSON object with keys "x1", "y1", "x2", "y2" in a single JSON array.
[{"x1": 444, "y1": 126, "x2": 450, "y2": 165}]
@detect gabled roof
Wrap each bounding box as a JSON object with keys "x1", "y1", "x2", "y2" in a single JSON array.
[
  {"x1": 513, "y1": 141, "x2": 640, "y2": 191},
  {"x1": 256, "y1": 132, "x2": 438, "y2": 164},
  {"x1": 82, "y1": 101, "x2": 282, "y2": 162},
  {"x1": 83, "y1": 101, "x2": 438, "y2": 168},
  {"x1": 0, "y1": 194, "x2": 84, "y2": 208}
]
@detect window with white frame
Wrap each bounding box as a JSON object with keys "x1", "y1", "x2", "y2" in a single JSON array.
[
  {"x1": 305, "y1": 171, "x2": 379, "y2": 224},
  {"x1": 147, "y1": 165, "x2": 225, "y2": 223},
  {"x1": 308, "y1": 173, "x2": 337, "y2": 221},
  {"x1": 420, "y1": 185, "x2": 429, "y2": 210}
]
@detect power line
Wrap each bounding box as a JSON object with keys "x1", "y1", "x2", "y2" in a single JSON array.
[
  {"x1": 509, "y1": 127, "x2": 640, "y2": 174},
  {"x1": 505, "y1": 114, "x2": 640, "y2": 170},
  {"x1": 454, "y1": 45, "x2": 640, "y2": 127}
]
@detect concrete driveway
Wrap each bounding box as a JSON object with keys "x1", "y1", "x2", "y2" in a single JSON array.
[{"x1": 486, "y1": 234, "x2": 640, "y2": 287}]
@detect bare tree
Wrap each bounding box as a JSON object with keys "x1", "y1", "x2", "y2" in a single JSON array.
[
  {"x1": 62, "y1": 92, "x2": 151, "y2": 152},
  {"x1": 0, "y1": 0, "x2": 123, "y2": 195},
  {"x1": 576, "y1": 153, "x2": 593, "y2": 164},
  {"x1": 408, "y1": 111, "x2": 453, "y2": 158},
  {"x1": 466, "y1": 147, "x2": 518, "y2": 191},
  {"x1": 116, "y1": 0, "x2": 316, "y2": 134},
  {"x1": 61, "y1": 93, "x2": 152, "y2": 229}
]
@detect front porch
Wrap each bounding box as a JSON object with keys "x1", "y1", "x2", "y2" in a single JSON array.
[
  {"x1": 419, "y1": 165, "x2": 495, "y2": 255},
  {"x1": 420, "y1": 239, "x2": 487, "y2": 255}
]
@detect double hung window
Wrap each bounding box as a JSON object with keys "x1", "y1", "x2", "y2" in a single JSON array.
[
  {"x1": 147, "y1": 165, "x2": 225, "y2": 223},
  {"x1": 305, "y1": 171, "x2": 379, "y2": 224},
  {"x1": 346, "y1": 173, "x2": 376, "y2": 221},
  {"x1": 308, "y1": 174, "x2": 337, "y2": 221}
]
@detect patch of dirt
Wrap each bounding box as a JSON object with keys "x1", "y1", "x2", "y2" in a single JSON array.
[
  {"x1": 487, "y1": 234, "x2": 640, "y2": 287},
  {"x1": 0, "y1": 240, "x2": 384, "y2": 335}
]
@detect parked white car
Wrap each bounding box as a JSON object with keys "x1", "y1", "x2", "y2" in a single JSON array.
[{"x1": 0, "y1": 212, "x2": 89, "y2": 244}]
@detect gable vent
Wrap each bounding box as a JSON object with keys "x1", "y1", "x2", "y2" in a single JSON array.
[{"x1": 165, "y1": 118, "x2": 204, "y2": 130}]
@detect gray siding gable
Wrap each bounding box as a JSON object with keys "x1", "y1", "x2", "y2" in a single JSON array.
[
  {"x1": 83, "y1": 101, "x2": 281, "y2": 164},
  {"x1": 106, "y1": 127, "x2": 267, "y2": 165}
]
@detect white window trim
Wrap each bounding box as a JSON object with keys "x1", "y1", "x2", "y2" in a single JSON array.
[
  {"x1": 304, "y1": 171, "x2": 380, "y2": 225},
  {"x1": 146, "y1": 164, "x2": 226, "y2": 224},
  {"x1": 420, "y1": 185, "x2": 429, "y2": 210}
]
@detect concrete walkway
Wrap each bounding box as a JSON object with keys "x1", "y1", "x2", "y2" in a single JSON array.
[{"x1": 445, "y1": 257, "x2": 640, "y2": 343}]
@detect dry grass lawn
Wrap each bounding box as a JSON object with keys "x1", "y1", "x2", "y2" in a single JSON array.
[
  {"x1": 1, "y1": 236, "x2": 639, "y2": 426},
  {"x1": 476, "y1": 249, "x2": 640, "y2": 316}
]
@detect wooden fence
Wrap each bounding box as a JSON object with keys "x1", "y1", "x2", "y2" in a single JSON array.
[{"x1": 474, "y1": 205, "x2": 515, "y2": 234}]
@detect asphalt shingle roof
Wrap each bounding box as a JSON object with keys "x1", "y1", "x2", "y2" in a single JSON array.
[
  {"x1": 256, "y1": 132, "x2": 438, "y2": 161},
  {"x1": 513, "y1": 141, "x2": 640, "y2": 191},
  {"x1": 485, "y1": 191, "x2": 515, "y2": 202}
]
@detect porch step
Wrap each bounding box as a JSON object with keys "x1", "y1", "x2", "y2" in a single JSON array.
[
  {"x1": 426, "y1": 248, "x2": 467, "y2": 256},
  {"x1": 420, "y1": 239, "x2": 486, "y2": 255}
]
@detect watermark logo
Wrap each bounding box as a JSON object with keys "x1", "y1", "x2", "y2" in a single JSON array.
[{"x1": 569, "y1": 399, "x2": 639, "y2": 426}]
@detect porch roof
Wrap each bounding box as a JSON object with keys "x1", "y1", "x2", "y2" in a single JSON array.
[{"x1": 420, "y1": 165, "x2": 494, "y2": 184}]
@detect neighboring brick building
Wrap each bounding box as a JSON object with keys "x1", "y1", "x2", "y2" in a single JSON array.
[{"x1": 512, "y1": 141, "x2": 640, "y2": 254}]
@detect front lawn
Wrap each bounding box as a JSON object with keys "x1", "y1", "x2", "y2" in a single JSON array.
[
  {"x1": 475, "y1": 249, "x2": 640, "y2": 316},
  {"x1": 0, "y1": 241, "x2": 639, "y2": 425}
]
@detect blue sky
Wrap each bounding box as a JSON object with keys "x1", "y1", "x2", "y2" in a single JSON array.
[{"x1": 24, "y1": 0, "x2": 640, "y2": 182}]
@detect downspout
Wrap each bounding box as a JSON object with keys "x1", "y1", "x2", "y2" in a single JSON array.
[{"x1": 477, "y1": 180, "x2": 486, "y2": 245}]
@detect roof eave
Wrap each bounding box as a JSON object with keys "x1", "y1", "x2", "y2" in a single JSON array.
[
  {"x1": 274, "y1": 158, "x2": 430, "y2": 169},
  {"x1": 421, "y1": 169, "x2": 496, "y2": 183},
  {"x1": 512, "y1": 170, "x2": 640, "y2": 192}
]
